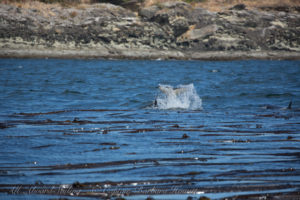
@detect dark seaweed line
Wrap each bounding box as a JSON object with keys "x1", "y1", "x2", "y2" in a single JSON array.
[
  {"x1": 2, "y1": 108, "x2": 300, "y2": 199},
  {"x1": 13, "y1": 109, "x2": 133, "y2": 116},
  {"x1": 0, "y1": 157, "x2": 210, "y2": 171},
  {"x1": 3, "y1": 119, "x2": 179, "y2": 128},
  {"x1": 1, "y1": 158, "x2": 299, "y2": 172},
  {"x1": 32, "y1": 167, "x2": 300, "y2": 179}
]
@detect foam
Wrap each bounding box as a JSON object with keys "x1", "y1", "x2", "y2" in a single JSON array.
[{"x1": 154, "y1": 83, "x2": 202, "y2": 110}]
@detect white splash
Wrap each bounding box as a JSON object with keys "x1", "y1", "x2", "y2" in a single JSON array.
[{"x1": 154, "y1": 83, "x2": 202, "y2": 110}]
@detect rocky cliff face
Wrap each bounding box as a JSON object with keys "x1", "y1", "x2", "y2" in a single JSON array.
[{"x1": 0, "y1": 2, "x2": 299, "y2": 59}]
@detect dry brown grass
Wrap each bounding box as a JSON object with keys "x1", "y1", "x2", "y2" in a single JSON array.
[
  {"x1": 4, "y1": 1, "x2": 60, "y2": 14},
  {"x1": 144, "y1": 0, "x2": 300, "y2": 11},
  {"x1": 143, "y1": 0, "x2": 172, "y2": 7},
  {"x1": 2, "y1": 0, "x2": 58, "y2": 10},
  {"x1": 2, "y1": 0, "x2": 300, "y2": 12},
  {"x1": 1, "y1": 0, "x2": 91, "y2": 13},
  {"x1": 197, "y1": 0, "x2": 300, "y2": 12}
]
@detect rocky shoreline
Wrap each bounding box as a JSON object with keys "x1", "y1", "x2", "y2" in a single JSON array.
[
  {"x1": 2, "y1": 48, "x2": 300, "y2": 60},
  {"x1": 1, "y1": 2, "x2": 300, "y2": 60}
]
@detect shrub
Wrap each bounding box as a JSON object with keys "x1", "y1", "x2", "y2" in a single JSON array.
[
  {"x1": 183, "y1": 0, "x2": 207, "y2": 3},
  {"x1": 69, "y1": 11, "x2": 77, "y2": 18}
]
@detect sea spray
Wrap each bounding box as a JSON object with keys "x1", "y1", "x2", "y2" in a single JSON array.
[{"x1": 155, "y1": 83, "x2": 202, "y2": 110}]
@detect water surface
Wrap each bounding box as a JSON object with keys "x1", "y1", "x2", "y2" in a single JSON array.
[{"x1": 0, "y1": 59, "x2": 299, "y2": 199}]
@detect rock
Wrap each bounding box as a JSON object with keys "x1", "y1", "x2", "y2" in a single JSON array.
[
  {"x1": 231, "y1": 4, "x2": 246, "y2": 10},
  {"x1": 121, "y1": 0, "x2": 143, "y2": 12},
  {"x1": 179, "y1": 24, "x2": 218, "y2": 42},
  {"x1": 0, "y1": 2, "x2": 299, "y2": 59},
  {"x1": 170, "y1": 17, "x2": 189, "y2": 37},
  {"x1": 153, "y1": 12, "x2": 169, "y2": 24},
  {"x1": 139, "y1": 5, "x2": 159, "y2": 20},
  {"x1": 161, "y1": 1, "x2": 191, "y2": 9}
]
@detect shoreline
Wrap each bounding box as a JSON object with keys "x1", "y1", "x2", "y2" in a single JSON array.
[
  {"x1": 1, "y1": 2, "x2": 300, "y2": 62},
  {"x1": 1, "y1": 48, "x2": 300, "y2": 60}
]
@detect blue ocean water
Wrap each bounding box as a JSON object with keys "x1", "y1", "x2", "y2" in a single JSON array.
[{"x1": 0, "y1": 59, "x2": 299, "y2": 199}]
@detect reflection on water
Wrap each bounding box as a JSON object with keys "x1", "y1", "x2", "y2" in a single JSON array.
[{"x1": 0, "y1": 59, "x2": 299, "y2": 199}]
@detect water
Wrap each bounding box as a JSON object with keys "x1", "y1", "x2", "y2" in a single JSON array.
[
  {"x1": 0, "y1": 59, "x2": 300, "y2": 199},
  {"x1": 154, "y1": 84, "x2": 202, "y2": 110}
]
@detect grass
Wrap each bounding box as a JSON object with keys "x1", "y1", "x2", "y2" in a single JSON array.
[
  {"x1": 1, "y1": 0, "x2": 90, "y2": 7},
  {"x1": 184, "y1": 0, "x2": 207, "y2": 3},
  {"x1": 198, "y1": 0, "x2": 300, "y2": 12},
  {"x1": 144, "y1": 0, "x2": 300, "y2": 11},
  {"x1": 1, "y1": 0, "x2": 300, "y2": 11},
  {"x1": 1, "y1": 0, "x2": 91, "y2": 12}
]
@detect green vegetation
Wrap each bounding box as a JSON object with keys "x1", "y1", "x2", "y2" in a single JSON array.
[{"x1": 183, "y1": 0, "x2": 206, "y2": 3}]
